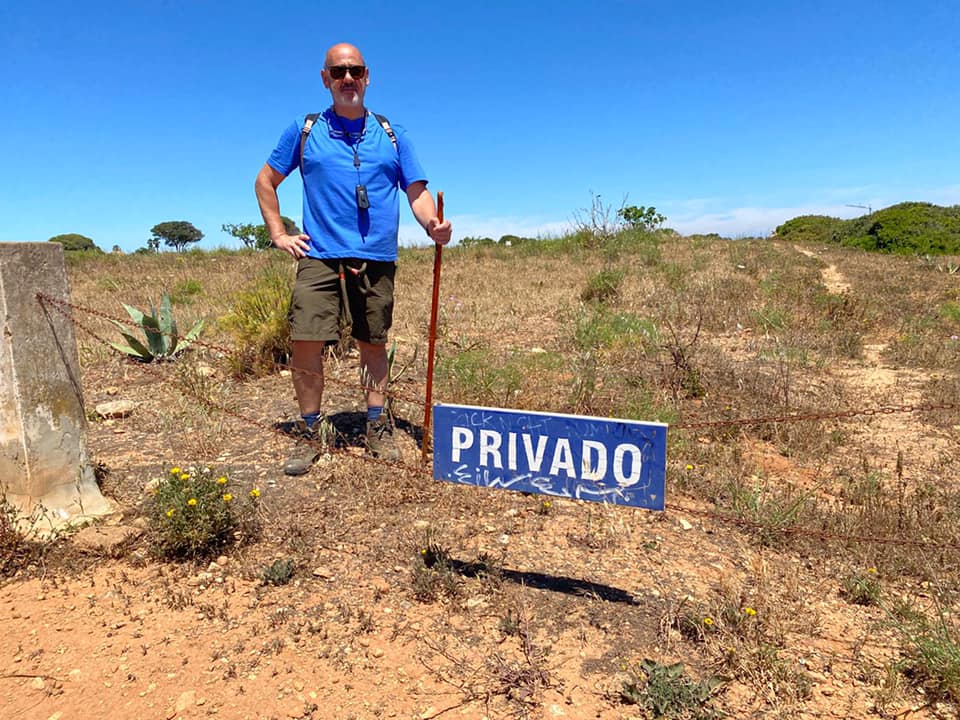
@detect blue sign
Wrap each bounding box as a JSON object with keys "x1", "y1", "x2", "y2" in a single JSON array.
[{"x1": 432, "y1": 404, "x2": 667, "y2": 510}]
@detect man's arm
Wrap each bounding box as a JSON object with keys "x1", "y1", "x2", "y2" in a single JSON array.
[
  {"x1": 406, "y1": 181, "x2": 452, "y2": 246},
  {"x1": 254, "y1": 163, "x2": 311, "y2": 258}
]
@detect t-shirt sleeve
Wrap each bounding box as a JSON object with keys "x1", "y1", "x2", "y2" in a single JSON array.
[
  {"x1": 393, "y1": 124, "x2": 428, "y2": 191},
  {"x1": 266, "y1": 120, "x2": 303, "y2": 177}
]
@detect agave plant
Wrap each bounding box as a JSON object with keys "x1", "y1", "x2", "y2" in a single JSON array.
[{"x1": 109, "y1": 293, "x2": 204, "y2": 362}]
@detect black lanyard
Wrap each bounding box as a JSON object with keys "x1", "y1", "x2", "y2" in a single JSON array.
[{"x1": 330, "y1": 110, "x2": 367, "y2": 169}]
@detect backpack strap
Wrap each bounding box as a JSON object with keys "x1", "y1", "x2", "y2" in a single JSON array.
[
  {"x1": 299, "y1": 110, "x2": 398, "y2": 174},
  {"x1": 373, "y1": 113, "x2": 398, "y2": 151},
  {"x1": 300, "y1": 112, "x2": 321, "y2": 174}
]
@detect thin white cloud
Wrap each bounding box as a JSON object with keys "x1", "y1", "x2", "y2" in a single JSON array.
[{"x1": 667, "y1": 185, "x2": 960, "y2": 238}]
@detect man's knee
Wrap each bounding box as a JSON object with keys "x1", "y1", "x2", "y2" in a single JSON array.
[{"x1": 292, "y1": 340, "x2": 327, "y2": 368}]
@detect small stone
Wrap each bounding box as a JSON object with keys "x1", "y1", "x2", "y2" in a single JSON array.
[
  {"x1": 105, "y1": 387, "x2": 120, "y2": 396},
  {"x1": 95, "y1": 400, "x2": 136, "y2": 419},
  {"x1": 196, "y1": 364, "x2": 217, "y2": 378},
  {"x1": 176, "y1": 690, "x2": 196, "y2": 712},
  {"x1": 31, "y1": 677, "x2": 45, "y2": 690},
  {"x1": 313, "y1": 567, "x2": 333, "y2": 580},
  {"x1": 678, "y1": 518, "x2": 694, "y2": 531},
  {"x1": 413, "y1": 520, "x2": 430, "y2": 530}
]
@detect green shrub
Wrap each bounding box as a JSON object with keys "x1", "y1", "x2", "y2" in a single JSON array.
[
  {"x1": 841, "y1": 202, "x2": 960, "y2": 255},
  {"x1": 218, "y1": 262, "x2": 293, "y2": 376},
  {"x1": 776, "y1": 203, "x2": 960, "y2": 254},
  {"x1": 169, "y1": 279, "x2": 203, "y2": 305},
  {"x1": 147, "y1": 465, "x2": 260, "y2": 559},
  {"x1": 774, "y1": 215, "x2": 845, "y2": 244},
  {"x1": 581, "y1": 268, "x2": 626, "y2": 303}
]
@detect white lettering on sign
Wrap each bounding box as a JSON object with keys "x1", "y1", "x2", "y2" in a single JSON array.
[{"x1": 450, "y1": 426, "x2": 642, "y2": 484}]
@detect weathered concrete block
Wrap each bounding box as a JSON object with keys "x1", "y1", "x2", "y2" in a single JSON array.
[{"x1": 0, "y1": 242, "x2": 113, "y2": 530}]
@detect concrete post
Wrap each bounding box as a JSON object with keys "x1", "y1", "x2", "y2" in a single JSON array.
[{"x1": 0, "y1": 242, "x2": 113, "y2": 531}]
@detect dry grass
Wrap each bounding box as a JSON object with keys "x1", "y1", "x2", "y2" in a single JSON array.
[{"x1": 5, "y1": 233, "x2": 960, "y2": 718}]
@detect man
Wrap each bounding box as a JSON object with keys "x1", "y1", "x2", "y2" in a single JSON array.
[{"x1": 255, "y1": 42, "x2": 452, "y2": 475}]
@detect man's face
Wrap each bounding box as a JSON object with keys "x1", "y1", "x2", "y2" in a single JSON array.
[{"x1": 322, "y1": 45, "x2": 369, "y2": 111}]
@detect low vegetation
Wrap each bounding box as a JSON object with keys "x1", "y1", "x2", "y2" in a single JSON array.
[{"x1": 4, "y1": 196, "x2": 960, "y2": 717}]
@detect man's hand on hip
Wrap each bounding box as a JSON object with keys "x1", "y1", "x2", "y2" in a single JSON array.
[
  {"x1": 273, "y1": 233, "x2": 312, "y2": 258},
  {"x1": 426, "y1": 218, "x2": 452, "y2": 246}
]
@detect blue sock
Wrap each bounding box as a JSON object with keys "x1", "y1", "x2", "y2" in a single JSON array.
[
  {"x1": 367, "y1": 406, "x2": 383, "y2": 423},
  {"x1": 301, "y1": 412, "x2": 321, "y2": 429}
]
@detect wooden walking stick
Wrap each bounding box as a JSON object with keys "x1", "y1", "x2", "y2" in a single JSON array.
[{"x1": 421, "y1": 192, "x2": 444, "y2": 465}]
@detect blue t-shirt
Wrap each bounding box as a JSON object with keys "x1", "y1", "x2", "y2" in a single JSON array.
[{"x1": 267, "y1": 109, "x2": 428, "y2": 261}]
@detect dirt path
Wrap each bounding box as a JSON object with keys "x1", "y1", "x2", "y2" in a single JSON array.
[{"x1": 795, "y1": 246, "x2": 955, "y2": 481}]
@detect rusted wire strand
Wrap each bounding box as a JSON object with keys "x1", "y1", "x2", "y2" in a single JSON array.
[{"x1": 37, "y1": 292, "x2": 960, "y2": 552}]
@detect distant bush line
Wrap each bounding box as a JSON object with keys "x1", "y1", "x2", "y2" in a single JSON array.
[{"x1": 775, "y1": 202, "x2": 960, "y2": 255}]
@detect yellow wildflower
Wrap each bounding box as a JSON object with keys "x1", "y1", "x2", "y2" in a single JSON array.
[
  {"x1": 685, "y1": 464, "x2": 694, "y2": 471},
  {"x1": 170, "y1": 467, "x2": 180, "y2": 475},
  {"x1": 703, "y1": 617, "x2": 714, "y2": 627},
  {"x1": 216, "y1": 476, "x2": 228, "y2": 485},
  {"x1": 222, "y1": 493, "x2": 233, "y2": 502},
  {"x1": 187, "y1": 498, "x2": 198, "y2": 506},
  {"x1": 180, "y1": 473, "x2": 190, "y2": 481},
  {"x1": 166, "y1": 508, "x2": 175, "y2": 518},
  {"x1": 744, "y1": 607, "x2": 757, "y2": 617},
  {"x1": 249, "y1": 488, "x2": 261, "y2": 499},
  {"x1": 868, "y1": 567, "x2": 878, "y2": 575}
]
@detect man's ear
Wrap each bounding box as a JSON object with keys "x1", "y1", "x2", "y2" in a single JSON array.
[{"x1": 321, "y1": 70, "x2": 331, "y2": 89}]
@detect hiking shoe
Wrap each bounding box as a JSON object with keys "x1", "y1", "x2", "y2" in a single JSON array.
[
  {"x1": 365, "y1": 416, "x2": 400, "y2": 461},
  {"x1": 282, "y1": 419, "x2": 330, "y2": 476}
]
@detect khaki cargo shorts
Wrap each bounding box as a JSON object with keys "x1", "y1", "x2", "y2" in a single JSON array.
[{"x1": 289, "y1": 258, "x2": 395, "y2": 345}]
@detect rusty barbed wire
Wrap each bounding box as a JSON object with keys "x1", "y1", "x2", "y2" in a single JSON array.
[
  {"x1": 36, "y1": 292, "x2": 427, "y2": 408},
  {"x1": 673, "y1": 403, "x2": 958, "y2": 430},
  {"x1": 36, "y1": 292, "x2": 960, "y2": 554},
  {"x1": 665, "y1": 502, "x2": 960, "y2": 551}
]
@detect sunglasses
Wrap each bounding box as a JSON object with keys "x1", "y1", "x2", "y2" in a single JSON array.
[{"x1": 327, "y1": 65, "x2": 367, "y2": 80}]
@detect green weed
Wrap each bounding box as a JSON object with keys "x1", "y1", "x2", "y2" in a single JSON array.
[
  {"x1": 261, "y1": 558, "x2": 295, "y2": 586},
  {"x1": 890, "y1": 597, "x2": 960, "y2": 703},
  {"x1": 169, "y1": 278, "x2": 203, "y2": 305},
  {"x1": 619, "y1": 659, "x2": 720, "y2": 719}
]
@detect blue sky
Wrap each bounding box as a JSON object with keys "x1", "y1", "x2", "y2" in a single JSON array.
[{"x1": 2, "y1": 1, "x2": 959, "y2": 252}]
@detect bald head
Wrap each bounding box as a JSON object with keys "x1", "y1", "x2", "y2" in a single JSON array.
[{"x1": 324, "y1": 43, "x2": 365, "y2": 68}]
